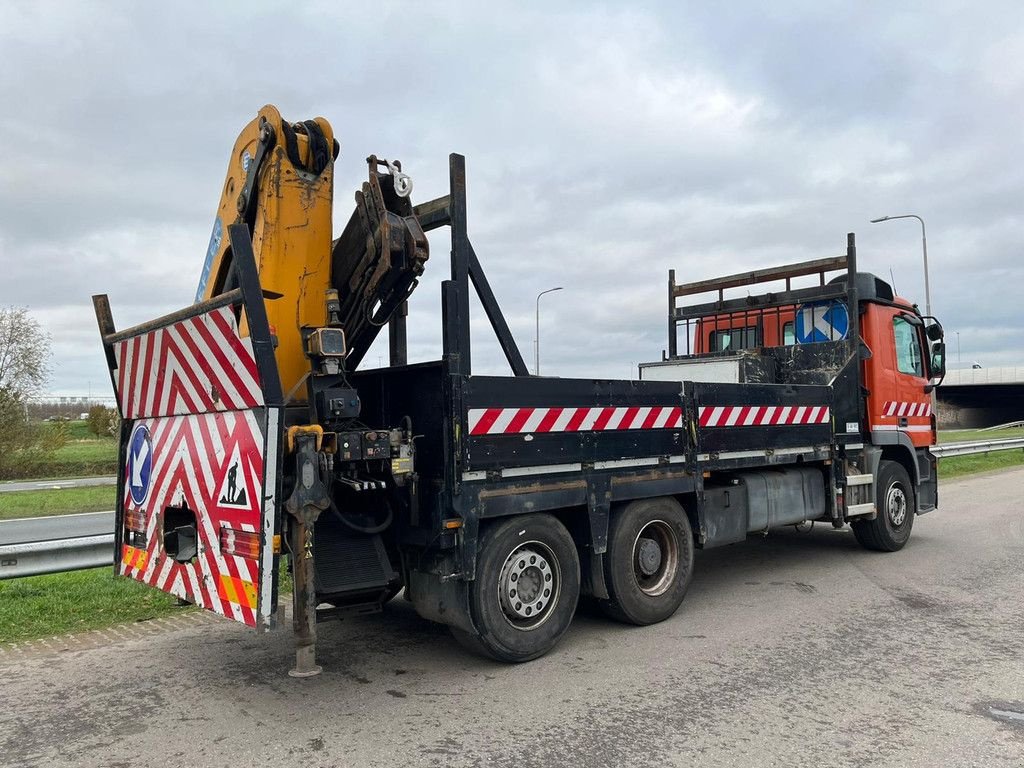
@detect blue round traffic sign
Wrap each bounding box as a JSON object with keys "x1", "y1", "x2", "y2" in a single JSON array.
[
  {"x1": 127, "y1": 424, "x2": 153, "y2": 506},
  {"x1": 795, "y1": 300, "x2": 850, "y2": 344}
]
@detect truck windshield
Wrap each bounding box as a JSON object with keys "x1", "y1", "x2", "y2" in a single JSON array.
[{"x1": 893, "y1": 316, "x2": 924, "y2": 377}]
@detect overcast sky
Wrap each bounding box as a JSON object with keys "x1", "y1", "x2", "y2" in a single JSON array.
[{"x1": 1, "y1": 1, "x2": 1021, "y2": 397}]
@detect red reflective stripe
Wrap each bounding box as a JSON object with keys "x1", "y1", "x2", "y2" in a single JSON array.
[
  {"x1": 667, "y1": 407, "x2": 683, "y2": 428},
  {"x1": 136, "y1": 335, "x2": 154, "y2": 417},
  {"x1": 535, "y1": 407, "x2": 563, "y2": 433},
  {"x1": 470, "y1": 408, "x2": 502, "y2": 435},
  {"x1": 116, "y1": 342, "x2": 129, "y2": 411},
  {"x1": 592, "y1": 407, "x2": 615, "y2": 431},
  {"x1": 190, "y1": 315, "x2": 252, "y2": 409},
  {"x1": 506, "y1": 407, "x2": 535, "y2": 434},
  {"x1": 209, "y1": 307, "x2": 260, "y2": 382},
  {"x1": 564, "y1": 408, "x2": 589, "y2": 432},
  {"x1": 640, "y1": 407, "x2": 660, "y2": 429},
  {"x1": 125, "y1": 334, "x2": 143, "y2": 418},
  {"x1": 620, "y1": 406, "x2": 641, "y2": 430}
]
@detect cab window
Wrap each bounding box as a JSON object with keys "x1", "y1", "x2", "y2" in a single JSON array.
[
  {"x1": 782, "y1": 321, "x2": 795, "y2": 345},
  {"x1": 709, "y1": 325, "x2": 757, "y2": 351},
  {"x1": 893, "y1": 316, "x2": 923, "y2": 377}
]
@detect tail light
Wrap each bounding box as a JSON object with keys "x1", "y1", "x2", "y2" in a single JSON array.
[
  {"x1": 220, "y1": 527, "x2": 261, "y2": 559},
  {"x1": 125, "y1": 508, "x2": 146, "y2": 533}
]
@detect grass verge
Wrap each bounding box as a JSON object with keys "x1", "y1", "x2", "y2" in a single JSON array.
[
  {"x1": 0, "y1": 568, "x2": 190, "y2": 645},
  {"x1": 940, "y1": 449, "x2": 1024, "y2": 479},
  {"x1": 0, "y1": 486, "x2": 116, "y2": 521},
  {"x1": 938, "y1": 427, "x2": 1024, "y2": 443}
]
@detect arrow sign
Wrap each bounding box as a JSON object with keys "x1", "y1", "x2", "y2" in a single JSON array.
[
  {"x1": 127, "y1": 424, "x2": 153, "y2": 506},
  {"x1": 795, "y1": 300, "x2": 849, "y2": 344}
]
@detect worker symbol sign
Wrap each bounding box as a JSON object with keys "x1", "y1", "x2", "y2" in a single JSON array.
[
  {"x1": 127, "y1": 424, "x2": 153, "y2": 506},
  {"x1": 795, "y1": 300, "x2": 849, "y2": 344},
  {"x1": 216, "y1": 445, "x2": 254, "y2": 510}
]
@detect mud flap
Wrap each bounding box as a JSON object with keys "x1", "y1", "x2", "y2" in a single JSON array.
[{"x1": 94, "y1": 224, "x2": 284, "y2": 631}]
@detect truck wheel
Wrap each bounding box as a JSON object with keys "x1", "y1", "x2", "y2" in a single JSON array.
[
  {"x1": 599, "y1": 497, "x2": 694, "y2": 625},
  {"x1": 852, "y1": 460, "x2": 915, "y2": 552},
  {"x1": 452, "y1": 513, "x2": 580, "y2": 663}
]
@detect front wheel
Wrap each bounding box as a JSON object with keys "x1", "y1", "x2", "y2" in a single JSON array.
[
  {"x1": 453, "y1": 513, "x2": 580, "y2": 663},
  {"x1": 852, "y1": 460, "x2": 915, "y2": 552}
]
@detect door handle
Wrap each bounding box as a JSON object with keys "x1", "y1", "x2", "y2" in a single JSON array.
[{"x1": 898, "y1": 417, "x2": 908, "y2": 428}]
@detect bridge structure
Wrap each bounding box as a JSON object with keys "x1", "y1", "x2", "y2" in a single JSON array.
[{"x1": 936, "y1": 367, "x2": 1024, "y2": 428}]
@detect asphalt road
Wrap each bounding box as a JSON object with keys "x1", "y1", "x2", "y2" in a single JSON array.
[
  {"x1": 3, "y1": 469, "x2": 1023, "y2": 768},
  {"x1": 0, "y1": 511, "x2": 114, "y2": 546},
  {"x1": 0, "y1": 476, "x2": 116, "y2": 493}
]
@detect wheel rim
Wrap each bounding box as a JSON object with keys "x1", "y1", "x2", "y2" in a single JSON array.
[
  {"x1": 498, "y1": 541, "x2": 560, "y2": 630},
  {"x1": 632, "y1": 520, "x2": 679, "y2": 597},
  {"x1": 886, "y1": 483, "x2": 909, "y2": 527}
]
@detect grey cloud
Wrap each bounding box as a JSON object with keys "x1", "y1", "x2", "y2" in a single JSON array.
[{"x1": 0, "y1": 1, "x2": 1021, "y2": 394}]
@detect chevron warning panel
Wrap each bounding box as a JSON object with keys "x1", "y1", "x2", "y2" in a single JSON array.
[
  {"x1": 112, "y1": 305, "x2": 264, "y2": 420},
  {"x1": 119, "y1": 409, "x2": 270, "y2": 629}
]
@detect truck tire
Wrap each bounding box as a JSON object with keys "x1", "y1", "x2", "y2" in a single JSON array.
[
  {"x1": 852, "y1": 460, "x2": 915, "y2": 552},
  {"x1": 599, "y1": 497, "x2": 694, "y2": 625},
  {"x1": 452, "y1": 513, "x2": 580, "y2": 663}
]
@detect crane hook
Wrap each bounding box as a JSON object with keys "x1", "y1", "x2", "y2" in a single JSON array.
[{"x1": 386, "y1": 159, "x2": 413, "y2": 198}]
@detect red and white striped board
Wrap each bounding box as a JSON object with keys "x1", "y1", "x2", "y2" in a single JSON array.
[
  {"x1": 882, "y1": 401, "x2": 932, "y2": 417},
  {"x1": 698, "y1": 404, "x2": 830, "y2": 428},
  {"x1": 468, "y1": 406, "x2": 682, "y2": 436},
  {"x1": 113, "y1": 305, "x2": 263, "y2": 419},
  {"x1": 112, "y1": 303, "x2": 277, "y2": 630},
  {"x1": 120, "y1": 409, "x2": 272, "y2": 629}
]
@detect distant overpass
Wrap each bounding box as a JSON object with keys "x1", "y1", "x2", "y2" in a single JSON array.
[{"x1": 937, "y1": 367, "x2": 1024, "y2": 428}]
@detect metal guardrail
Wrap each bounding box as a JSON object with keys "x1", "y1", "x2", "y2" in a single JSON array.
[
  {"x1": 2, "y1": 438, "x2": 1023, "y2": 580},
  {"x1": 931, "y1": 438, "x2": 1024, "y2": 458},
  {"x1": 0, "y1": 511, "x2": 115, "y2": 579},
  {"x1": 1, "y1": 534, "x2": 114, "y2": 578}
]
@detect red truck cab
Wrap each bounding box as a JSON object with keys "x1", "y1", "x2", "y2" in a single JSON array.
[
  {"x1": 862, "y1": 295, "x2": 940, "y2": 449},
  {"x1": 689, "y1": 294, "x2": 939, "y2": 449}
]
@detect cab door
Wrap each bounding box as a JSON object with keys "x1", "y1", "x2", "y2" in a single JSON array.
[{"x1": 862, "y1": 303, "x2": 934, "y2": 449}]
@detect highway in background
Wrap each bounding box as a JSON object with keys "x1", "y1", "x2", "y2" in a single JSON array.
[{"x1": 0, "y1": 476, "x2": 116, "y2": 493}]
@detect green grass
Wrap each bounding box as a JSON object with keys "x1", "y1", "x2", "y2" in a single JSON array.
[
  {"x1": 940, "y1": 448, "x2": 1024, "y2": 479},
  {"x1": 63, "y1": 420, "x2": 98, "y2": 440},
  {"x1": 52, "y1": 439, "x2": 117, "y2": 462},
  {"x1": 0, "y1": 568, "x2": 190, "y2": 645},
  {"x1": 938, "y1": 427, "x2": 1024, "y2": 443},
  {"x1": 6, "y1": 436, "x2": 119, "y2": 481},
  {"x1": 0, "y1": 486, "x2": 116, "y2": 521}
]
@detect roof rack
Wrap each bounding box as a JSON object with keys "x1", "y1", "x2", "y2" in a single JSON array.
[{"x1": 667, "y1": 234, "x2": 858, "y2": 358}]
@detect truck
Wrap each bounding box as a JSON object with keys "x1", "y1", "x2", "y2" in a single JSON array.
[{"x1": 93, "y1": 105, "x2": 947, "y2": 676}]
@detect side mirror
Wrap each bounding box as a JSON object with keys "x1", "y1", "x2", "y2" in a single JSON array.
[
  {"x1": 929, "y1": 341, "x2": 946, "y2": 379},
  {"x1": 926, "y1": 323, "x2": 943, "y2": 342}
]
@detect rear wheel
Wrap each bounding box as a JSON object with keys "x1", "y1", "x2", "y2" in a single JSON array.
[
  {"x1": 852, "y1": 460, "x2": 915, "y2": 552},
  {"x1": 452, "y1": 513, "x2": 580, "y2": 663},
  {"x1": 599, "y1": 497, "x2": 694, "y2": 625}
]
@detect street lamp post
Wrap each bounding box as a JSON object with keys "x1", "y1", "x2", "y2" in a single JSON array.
[
  {"x1": 869, "y1": 214, "x2": 931, "y2": 319},
  {"x1": 534, "y1": 287, "x2": 563, "y2": 375},
  {"x1": 956, "y1": 330, "x2": 961, "y2": 367}
]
